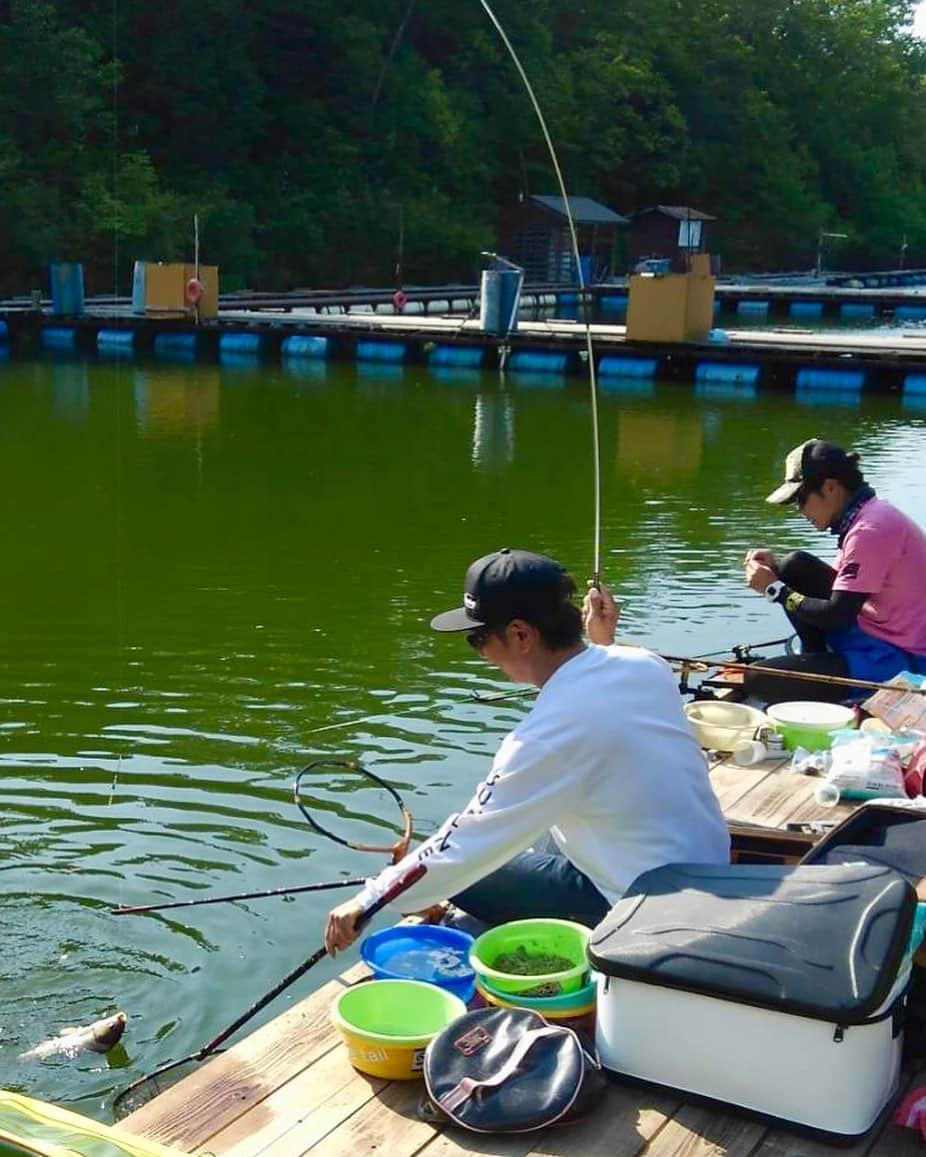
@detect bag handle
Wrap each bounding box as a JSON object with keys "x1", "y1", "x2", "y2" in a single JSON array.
[{"x1": 438, "y1": 1025, "x2": 564, "y2": 1115}]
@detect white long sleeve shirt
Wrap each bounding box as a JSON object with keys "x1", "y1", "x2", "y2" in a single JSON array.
[{"x1": 356, "y1": 644, "x2": 730, "y2": 915}]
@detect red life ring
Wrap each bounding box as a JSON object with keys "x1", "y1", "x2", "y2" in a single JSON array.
[
  {"x1": 392, "y1": 289, "x2": 408, "y2": 311},
  {"x1": 185, "y1": 277, "x2": 204, "y2": 306}
]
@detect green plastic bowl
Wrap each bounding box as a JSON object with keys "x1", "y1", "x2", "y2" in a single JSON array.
[
  {"x1": 331, "y1": 979, "x2": 467, "y2": 1080},
  {"x1": 469, "y1": 918, "x2": 590, "y2": 996},
  {"x1": 766, "y1": 701, "x2": 856, "y2": 752}
]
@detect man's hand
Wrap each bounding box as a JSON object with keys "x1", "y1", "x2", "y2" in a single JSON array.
[
  {"x1": 583, "y1": 583, "x2": 622, "y2": 645},
  {"x1": 744, "y1": 560, "x2": 778, "y2": 595},
  {"x1": 324, "y1": 897, "x2": 365, "y2": 956},
  {"x1": 743, "y1": 548, "x2": 777, "y2": 570}
]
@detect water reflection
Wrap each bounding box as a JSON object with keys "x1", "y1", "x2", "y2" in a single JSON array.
[
  {"x1": 133, "y1": 369, "x2": 220, "y2": 437},
  {"x1": 616, "y1": 409, "x2": 703, "y2": 479},
  {"x1": 471, "y1": 393, "x2": 515, "y2": 471}
]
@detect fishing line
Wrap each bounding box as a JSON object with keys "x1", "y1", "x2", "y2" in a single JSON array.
[{"x1": 478, "y1": 0, "x2": 603, "y2": 585}]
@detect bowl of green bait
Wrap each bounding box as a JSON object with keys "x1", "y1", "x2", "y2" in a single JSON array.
[{"x1": 469, "y1": 918, "x2": 591, "y2": 996}]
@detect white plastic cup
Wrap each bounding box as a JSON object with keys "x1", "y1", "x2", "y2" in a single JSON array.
[
  {"x1": 733, "y1": 739, "x2": 769, "y2": 767},
  {"x1": 814, "y1": 781, "x2": 841, "y2": 808}
]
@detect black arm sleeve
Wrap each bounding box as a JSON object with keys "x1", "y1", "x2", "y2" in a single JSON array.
[{"x1": 782, "y1": 587, "x2": 868, "y2": 631}]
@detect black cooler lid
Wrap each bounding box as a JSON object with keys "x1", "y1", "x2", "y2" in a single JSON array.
[{"x1": 588, "y1": 863, "x2": 916, "y2": 1024}]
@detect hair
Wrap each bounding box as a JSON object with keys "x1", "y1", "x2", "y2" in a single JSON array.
[
  {"x1": 806, "y1": 450, "x2": 864, "y2": 495},
  {"x1": 490, "y1": 572, "x2": 583, "y2": 650}
]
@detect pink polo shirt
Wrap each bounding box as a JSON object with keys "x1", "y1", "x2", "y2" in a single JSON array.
[{"x1": 833, "y1": 497, "x2": 926, "y2": 655}]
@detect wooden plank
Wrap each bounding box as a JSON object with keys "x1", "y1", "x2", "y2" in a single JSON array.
[
  {"x1": 708, "y1": 763, "x2": 775, "y2": 812},
  {"x1": 205, "y1": 1045, "x2": 386, "y2": 1157},
  {"x1": 724, "y1": 772, "x2": 823, "y2": 828},
  {"x1": 121, "y1": 964, "x2": 366, "y2": 1150},
  {"x1": 522, "y1": 1081, "x2": 682, "y2": 1157},
  {"x1": 300, "y1": 1078, "x2": 440, "y2": 1157},
  {"x1": 638, "y1": 1103, "x2": 767, "y2": 1157}
]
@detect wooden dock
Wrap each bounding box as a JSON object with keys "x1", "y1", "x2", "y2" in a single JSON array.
[{"x1": 117, "y1": 754, "x2": 923, "y2": 1157}]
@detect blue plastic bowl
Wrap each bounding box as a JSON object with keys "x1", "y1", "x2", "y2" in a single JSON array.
[{"x1": 360, "y1": 924, "x2": 476, "y2": 1002}]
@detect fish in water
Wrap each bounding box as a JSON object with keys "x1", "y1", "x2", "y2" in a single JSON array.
[{"x1": 18, "y1": 1011, "x2": 127, "y2": 1061}]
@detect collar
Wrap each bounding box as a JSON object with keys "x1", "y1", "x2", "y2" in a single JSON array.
[{"x1": 830, "y1": 484, "x2": 875, "y2": 545}]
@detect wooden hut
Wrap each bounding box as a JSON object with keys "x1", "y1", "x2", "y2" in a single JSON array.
[
  {"x1": 627, "y1": 205, "x2": 715, "y2": 271},
  {"x1": 502, "y1": 195, "x2": 628, "y2": 283}
]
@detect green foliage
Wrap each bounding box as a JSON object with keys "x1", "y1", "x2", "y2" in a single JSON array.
[{"x1": 1, "y1": 0, "x2": 925, "y2": 290}]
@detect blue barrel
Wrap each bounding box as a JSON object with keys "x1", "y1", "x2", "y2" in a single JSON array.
[
  {"x1": 356, "y1": 341, "x2": 406, "y2": 364},
  {"x1": 598, "y1": 356, "x2": 657, "y2": 379},
  {"x1": 506, "y1": 350, "x2": 568, "y2": 375},
  {"x1": 599, "y1": 294, "x2": 628, "y2": 313},
  {"x1": 895, "y1": 305, "x2": 926, "y2": 321},
  {"x1": 97, "y1": 329, "x2": 134, "y2": 353},
  {"x1": 903, "y1": 374, "x2": 926, "y2": 397},
  {"x1": 789, "y1": 301, "x2": 824, "y2": 319},
  {"x1": 428, "y1": 345, "x2": 484, "y2": 368},
  {"x1": 154, "y1": 333, "x2": 198, "y2": 354},
  {"x1": 282, "y1": 335, "x2": 329, "y2": 359},
  {"x1": 695, "y1": 362, "x2": 760, "y2": 386},
  {"x1": 796, "y1": 367, "x2": 865, "y2": 392},
  {"x1": 480, "y1": 269, "x2": 524, "y2": 336},
  {"x1": 41, "y1": 326, "x2": 77, "y2": 349},
  {"x1": 0, "y1": 320, "x2": 8, "y2": 342},
  {"x1": 132, "y1": 262, "x2": 147, "y2": 314},
  {"x1": 840, "y1": 303, "x2": 875, "y2": 320},
  {"x1": 220, "y1": 333, "x2": 263, "y2": 355},
  {"x1": 737, "y1": 300, "x2": 769, "y2": 317},
  {"x1": 49, "y1": 264, "x2": 85, "y2": 316}
]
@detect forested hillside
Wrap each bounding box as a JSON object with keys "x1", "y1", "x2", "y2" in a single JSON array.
[{"x1": 1, "y1": 0, "x2": 924, "y2": 291}]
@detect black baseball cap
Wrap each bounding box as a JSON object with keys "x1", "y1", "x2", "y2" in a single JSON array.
[
  {"x1": 430, "y1": 548, "x2": 575, "y2": 632},
  {"x1": 766, "y1": 439, "x2": 860, "y2": 504}
]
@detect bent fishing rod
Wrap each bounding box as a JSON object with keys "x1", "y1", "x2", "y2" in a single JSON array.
[{"x1": 114, "y1": 861, "x2": 427, "y2": 1116}]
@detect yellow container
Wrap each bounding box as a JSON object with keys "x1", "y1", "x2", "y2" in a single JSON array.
[{"x1": 331, "y1": 979, "x2": 466, "y2": 1080}]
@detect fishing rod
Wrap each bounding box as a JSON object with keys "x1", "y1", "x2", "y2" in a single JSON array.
[
  {"x1": 113, "y1": 861, "x2": 427, "y2": 1119},
  {"x1": 111, "y1": 877, "x2": 366, "y2": 916},
  {"x1": 659, "y1": 654, "x2": 926, "y2": 697},
  {"x1": 478, "y1": 0, "x2": 602, "y2": 586}
]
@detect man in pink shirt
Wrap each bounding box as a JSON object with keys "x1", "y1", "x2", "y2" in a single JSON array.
[{"x1": 742, "y1": 439, "x2": 926, "y2": 703}]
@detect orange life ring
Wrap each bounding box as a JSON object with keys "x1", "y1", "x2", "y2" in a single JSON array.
[
  {"x1": 185, "y1": 277, "x2": 204, "y2": 306},
  {"x1": 392, "y1": 289, "x2": 408, "y2": 311}
]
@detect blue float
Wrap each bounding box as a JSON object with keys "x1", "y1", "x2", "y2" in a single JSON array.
[
  {"x1": 97, "y1": 329, "x2": 134, "y2": 350},
  {"x1": 220, "y1": 333, "x2": 263, "y2": 355},
  {"x1": 840, "y1": 303, "x2": 875, "y2": 320},
  {"x1": 598, "y1": 356, "x2": 657, "y2": 379},
  {"x1": 737, "y1": 300, "x2": 769, "y2": 316},
  {"x1": 599, "y1": 294, "x2": 628, "y2": 312},
  {"x1": 356, "y1": 340, "x2": 406, "y2": 363},
  {"x1": 282, "y1": 335, "x2": 329, "y2": 359},
  {"x1": 895, "y1": 305, "x2": 926, "y2": 321},
  {"x1": 428, "y1": 345, "x2": 484, "y2": 368},
  {"x1": 0, "y1": 320, "x2": 8, "y2": 341},
  {"x1": 153, "y1": 333, "x2": 197, "y2": 354},
  {"x1": 558, "y1": 292, "x2": 579, "y2": 305},
  {"x1": 795, "y1": 367, "x2": 865, "y2": 392},
  {"x1": 789, "y1": 301, "x2": 824, "y2": 319},
  {"x1": 696, "y1": 362, "x2": 760, "y2": 386},
  {"x1": 903, "y1": 374, "x2": 926, "y2": 396},
  {"x1": 506, "y1": 350, "x2": 568, "y2": 375},
  {"x1": 41, "y1": 327, "x2": 77, "y2": 349}
]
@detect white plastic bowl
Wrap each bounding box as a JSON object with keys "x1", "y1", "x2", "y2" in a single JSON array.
[{"x1": 684, "y1": 701, "x2": 768, "y2": 752}]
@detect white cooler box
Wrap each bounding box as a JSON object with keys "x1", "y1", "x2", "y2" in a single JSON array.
[{"x1": 588, "y1": 863, "x2": 916, "y2": 1140}]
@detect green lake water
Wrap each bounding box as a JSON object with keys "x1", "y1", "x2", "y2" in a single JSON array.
[{"x1": 0, "y1": 347, "x2": 924, "y2": 1117}]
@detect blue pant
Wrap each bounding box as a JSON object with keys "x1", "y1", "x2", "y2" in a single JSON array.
[{"x1": 450, "y1": 849, "x2": 610, "y2": 929}]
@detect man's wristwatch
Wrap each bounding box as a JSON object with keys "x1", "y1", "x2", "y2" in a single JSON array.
[{"x1": 764, "y1": 580, "x2": 785, "y2": 604}]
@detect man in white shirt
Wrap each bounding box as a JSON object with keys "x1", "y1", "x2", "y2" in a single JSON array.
[{"x1": 325, "y1": 548, "x2": 729, "y2": 954}]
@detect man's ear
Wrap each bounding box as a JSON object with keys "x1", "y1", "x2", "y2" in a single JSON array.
[{"x1": 507, "y1": 619, "x2": 535, "y2": 650}]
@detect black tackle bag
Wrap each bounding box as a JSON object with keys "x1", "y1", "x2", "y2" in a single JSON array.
[{"x1": 420, "y1": 1007, "x2": 605, "y2": 1134}]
